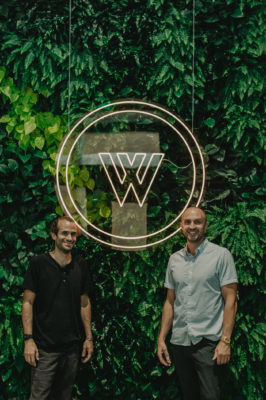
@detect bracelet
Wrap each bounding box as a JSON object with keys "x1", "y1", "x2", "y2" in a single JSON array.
[
  {"x1": 86, "y1": 337, "x2": 93, "y2": 341},
  {"x1": 23, "y1": 334, "x2": 33, "y2": 341}
]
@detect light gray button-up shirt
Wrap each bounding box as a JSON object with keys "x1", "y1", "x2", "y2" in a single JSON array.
[{"x1": 164, "y1": 239, "x2": 238, "y2": 346}]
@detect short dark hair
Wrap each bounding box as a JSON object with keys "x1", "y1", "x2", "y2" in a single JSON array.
[{"x1": 50, "y1": 216, "x2": 80, "y2": 236}]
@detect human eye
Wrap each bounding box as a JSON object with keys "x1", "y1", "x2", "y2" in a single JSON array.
[{"x1": 194, "y1": 219, "x2": 202, "y2": 225}]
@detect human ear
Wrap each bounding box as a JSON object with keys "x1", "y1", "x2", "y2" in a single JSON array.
[{"x1": 51, "y1": 232, "x2": 57, "y2": 241}]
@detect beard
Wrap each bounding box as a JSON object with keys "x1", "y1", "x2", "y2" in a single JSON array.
[
  {"x1": 57, "y1": 241, "x2": 74, "y2": 253},
  {"x1": 185, "y1": 231, "x2": 205, "y2": 243}
]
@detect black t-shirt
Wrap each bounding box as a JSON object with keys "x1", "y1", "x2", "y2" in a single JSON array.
[{"x1": 23, "y1": 253, "x2": 93, "y2": 350}]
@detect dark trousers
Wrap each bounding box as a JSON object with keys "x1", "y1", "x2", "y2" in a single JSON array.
[
  {"x1": 30, "y1": 345, "x2": 80, "y2": 400},
  {"x1": 171, "y1": 339, "x2": 224, "y2": 400}
]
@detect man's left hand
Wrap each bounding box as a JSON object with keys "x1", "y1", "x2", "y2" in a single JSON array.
[
  {"x1": 81, "y1": 340, "x2": 94, "y2": 363},
  {"x1": 212, "y1": 341, "x2": 231, "y2": 365}
]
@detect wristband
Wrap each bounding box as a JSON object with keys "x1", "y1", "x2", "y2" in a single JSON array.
[
  {"x1": 24, "y1": 334, "x2": 33, "y2": 341},
  {"x1": 86, "y1": 337, "x2": 93, "y2": 341}
]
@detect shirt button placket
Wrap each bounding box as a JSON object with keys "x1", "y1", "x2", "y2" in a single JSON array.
[{"x1": 187, "y1": 259, "x2": 194, "y2": 341}]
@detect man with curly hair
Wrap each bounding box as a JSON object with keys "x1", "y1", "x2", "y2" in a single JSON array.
[{"x1": 22, "y1": 216, "x2": 93, "y2": 400}]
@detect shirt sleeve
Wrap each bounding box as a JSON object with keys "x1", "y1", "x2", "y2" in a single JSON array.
[
  {"x1": 218, "y1": 248, "x2": 238, "y2": 287},
  {"x1": 164, "y1": 256, "x2": 175, "y2": 289},
  {"x1": 80, "y1": 259, "x2": 94, "y2": 298},
  {"x1": 22, "y1": 256, "x2": 39, "y2": 293}
]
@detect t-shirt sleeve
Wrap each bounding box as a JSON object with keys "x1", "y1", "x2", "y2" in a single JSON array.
[
  {"x1": 80, "y1": 259, "x2": 94, "y2": 298},
  {"x1": 164, "y1": 256, "x2": 175, "y2": 289},
  {"x1": 218, "y1": 249, "x2": 238, "y2": 287},
  {"x1": 22, "y1": 257, "x2": 39, "y2": 293}
]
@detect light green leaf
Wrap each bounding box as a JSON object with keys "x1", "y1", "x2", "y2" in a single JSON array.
[
  {"x1": 1, "y1": 85, "x2": 12, "y2": 99},
  {"x1": 0, "y1": 115, "x2": 11, "y2": 123},
  {"x1": 24, "y1": 117, "x2": 36, "y2": 135},
  {"x1": 86, "y1": 178, "x2": 95, "y2": 191},
  {"x1": 48, "y1": 123, "x2": 59, "y2": 133},
  {"x1": 99, "y1": 206, "x2": 111, "y2": 218},
  {"x1": 80, "y1": 167, "x2": 90, "y2": 182},
  {"x1": 35, "y1": 136, "x2": 45, "y2": 150}
]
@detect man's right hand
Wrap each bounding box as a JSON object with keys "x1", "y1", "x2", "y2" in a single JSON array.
[
  {"x1": 24, "y1": 339, "x2": 39, "y2": 367},
  {"x1": 157, "y1": 339, "x2": 171, "y2": 366}
]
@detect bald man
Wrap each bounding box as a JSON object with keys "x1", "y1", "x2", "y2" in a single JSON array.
[{"x1": 157, "y1": 207, "x2": 238, "y2": 400}]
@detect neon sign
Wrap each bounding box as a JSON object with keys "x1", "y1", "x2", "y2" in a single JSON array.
[
  {"x1": 55, "y1": 100, "x2": 205, "y2": 250},
  {"x1": 99, "y1": 152, "x2": 164, "y2": 207}
]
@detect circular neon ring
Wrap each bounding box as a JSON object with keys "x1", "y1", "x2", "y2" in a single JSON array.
[
  {"x1": 64, "y1": 109, "x2": 196, "y2": 239},
  {"x1": 56, "y1": 100, "x2": 205, "y2": 249}
]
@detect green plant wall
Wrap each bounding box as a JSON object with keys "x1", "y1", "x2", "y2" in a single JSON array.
[{"x1": 0, "y1": 1, "x2": 265, "y2": 399}]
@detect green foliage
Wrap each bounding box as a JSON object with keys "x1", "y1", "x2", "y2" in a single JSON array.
[
  {"x1": 207, "y1": 203, "x2": 265, "y2": 286},
  {"x1": 0, "y1": 68, "x2": 111, "y2": 224},
  {"x1": 206, "y1": 204, "x2": 265, "y2": 399},
  {"x1": 0, "y1": 296, "x2": 29, "y2": 399},
  {"x1": 0, "y1": 65, "x2": 65, "y2": 161},
  {"x1": 0, "y1": 0, "x2": 265, "y2": 399}
]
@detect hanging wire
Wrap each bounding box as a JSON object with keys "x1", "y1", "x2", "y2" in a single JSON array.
[
  {"x1": 68, "y1": 0, "x2": 72, "y2": 132},
  {"x1": 192, "y1": 0, "x2": 195, "y2": 133},
  {"x1": 163, "y1": 1, "x2": 196, "y2": 170}
]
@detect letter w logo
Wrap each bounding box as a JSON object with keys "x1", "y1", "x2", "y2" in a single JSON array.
[{"x1": 99, "y1": 152, "x2": 164, "y2": 207}]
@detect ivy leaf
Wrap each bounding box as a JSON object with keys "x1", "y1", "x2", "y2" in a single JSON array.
[
  {"x1": 24, "y1": 117, "x2": 36, "y2": 135},
  {"x1": 10, "y1": 92, "x2": 19, "y2": 103},
  {"x1": 231, "y1": 8, "x2": 244, "y2": 18},
  {"x1": 1, "y1": 84, "x2": 12, "y2": 99},
  {"x1": 147, "y1": 206, "x2": 161, "y2": 217},
  {"x1": 0, "y1": 163, "x2": 8, "y2": 174},
  {"x1": 0, "y1": 114, "x2": 11, "y2": 123},
  {"x1": 204, "y1": 144, "x2": 219, "y2": 155},
  {"x1": 48, "y1": 123, "x2": 59, "y2": 134},
  {"x1": 18, "y1": 153, "x2": 31, "y2": 163},
  {"x1": 99, "y1": 205, "x2": 111, "y2": 218},
  {"x1": 86, "y1": 178, "x2": 95, "y2": 191},
  {"x1": 7, "y1": 158, "x2": 18, "y2": 171},
  {"x1": 80, "y1": 167, "x2": 90, "y2": 182},
  {"x1": 35, "y1": 136, "x2": 45, "y2": 150},
  {"x1": 55, "y1": 205, "x2": 64, "y2": 216},
  {"x1": 204, "y1": 118, "x2": 215, "y2": 128}
]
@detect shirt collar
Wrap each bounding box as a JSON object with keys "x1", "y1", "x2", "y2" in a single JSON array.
[
  {"x1": 183, "y1": 238, "x2": 208, "y2": 257},
  {"x1": 47, "y1": 253, "x2": 74, "y2": 271}
]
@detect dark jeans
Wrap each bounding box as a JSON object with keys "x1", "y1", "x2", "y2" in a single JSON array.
[
  {"x1": 170, "y1": 339, "x2": 225, "y2": 400},
  {"x1": 30, "y1": 344, "x2": 80, "y2": 400}
]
